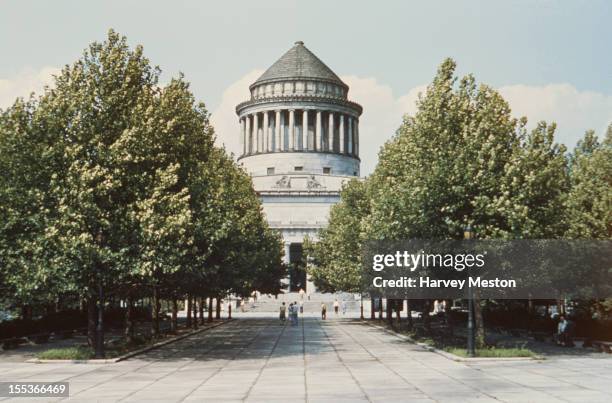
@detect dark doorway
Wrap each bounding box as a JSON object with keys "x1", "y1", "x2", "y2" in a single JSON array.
[{"x1": 289, "y1": 243, "x2": 306, "y2": 292}]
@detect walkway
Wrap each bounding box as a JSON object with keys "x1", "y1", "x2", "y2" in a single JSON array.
[{"x1": 0, "y1": 318, "x2": 610, "y2": 402}]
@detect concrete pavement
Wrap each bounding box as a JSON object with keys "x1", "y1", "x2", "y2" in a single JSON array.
[{"x1": 0, "y1": 317, "x2": 610, "y2": 402}]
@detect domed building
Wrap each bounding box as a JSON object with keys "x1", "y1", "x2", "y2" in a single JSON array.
[{"x1": 236, "y1": 41, "x2": 362, "y2": 293}]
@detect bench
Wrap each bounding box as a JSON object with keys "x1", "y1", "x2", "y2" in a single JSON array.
[
  {"x1": 0, "y1": 337, "x2": 27, "y2": 350},
  {"x1": 26, "y1": 333, "x2": 51, "y2": 344},
  {"x1": 592, "y1": 340, "x2": 612, "y2": 353}
]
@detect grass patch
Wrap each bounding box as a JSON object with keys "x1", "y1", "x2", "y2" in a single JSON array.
[
  {"x1": 444, "y1": 347, "x2": 535, "y2": 358},
  {"x1": 37, "y1": 347, "x2": 92, "y2": 360},
  {"x1": 382, "y1": 322, "x2": 536, "y2": 358}
]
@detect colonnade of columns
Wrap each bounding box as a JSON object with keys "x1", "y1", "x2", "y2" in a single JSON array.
[{"x1": 239, "y1": 109, "x2": 359, "y2": 158}]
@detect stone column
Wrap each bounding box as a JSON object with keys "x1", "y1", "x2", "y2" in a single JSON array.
[
  {"x1": 348, "y1": 116, "x2": 353, "y2": 155},
  {"x1": 275, "y1": 110, "x2": 281, "y2": 151},
  {"x1": 288, "y1": 109, "x2": 295, "y2": 150},
  {"x1": 240, "y1": 117, "x2": 246, "y2": 156},
  {"x1": 302, "y1": 110, "x2": 309, "y2": 150},
  {"x1": 245, "y1": 114, "x2": 252, "y2": 154},
  {"x1": 339, "y1": 114, "x2": 345, "y2": 154},
  {"x1": 328, "y1": 112, "x2": 335, "y2": 152},
  {"x1": 253, "y1": 113, "x2": 260, "y2": 153},
  {"x1": 355, "y1": 119, "x2": 359, "y2": 157},
  {"x1": 263, "y1": 111, "x2": 269, "y2": 152},
  {"x1": 316, "y1": 111, "x2": 322, "y2": 151},
  {"x1": 284, "y1": 242, "x2": 291, "y2": 264}
]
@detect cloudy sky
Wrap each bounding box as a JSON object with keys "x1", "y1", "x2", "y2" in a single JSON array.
[{"x1": 2, "y1": 0, "x2": 611, "y2": 175}]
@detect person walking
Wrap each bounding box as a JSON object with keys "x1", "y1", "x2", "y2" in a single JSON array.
[
  {"x1": 334, "y1": 299, "x2": 339, "y2": 315},
  {"x1": 321, "y1": 303, "x2": 327, "y2": 320},
  {"x1": 293, "y1": 301, "x2": 299, "y2": 326},
  {"x1": 279, "y1": 302, "x2": 286, "y2": 323}
]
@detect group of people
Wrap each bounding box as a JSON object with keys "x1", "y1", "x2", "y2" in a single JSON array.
[
  {"x1": 280, "y1": 298, "x2": 349, "y2": 322},
  {"x1": 279, "y1": 301, "x2": 301, "y2": 326},
  {"x1": 321, "y1": 299, "x2": 347, "y2": 320}
]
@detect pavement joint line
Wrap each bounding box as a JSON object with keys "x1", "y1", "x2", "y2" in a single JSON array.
[
  {"x1": 319, "y1": 319, "x2": 373, "y2": 403},
  {"x1": 26, "y1": 319, "x2": 232, "y2": 364},
  {"x1": 117, "y1": 320, "x2": 241, "y2": 403},
  {"x1": 364, "y1": 321, "x2": 544, "y2": 362},
  {"x1": 176, "y1": 319, "x2": 270, "y2": 403},
  {"x1": 301, "y1": 316, "x2": 308, "y2": 403},
  {"x1": 57, "y1": 320, "x2": 233, "y2": 402},
  {"x1": 355, "y1": 320, "x2": 507, "y2": 402},
  {"x1": 334, "y1": 320, "x2": 436, "y2": 402},
  {"x1": 241, "y1": 318, "x2": 289, "y2": 401}
]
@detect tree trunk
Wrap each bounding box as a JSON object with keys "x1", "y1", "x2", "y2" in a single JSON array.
[
  {"x1": 95, "y1": 284, "x2": 105, "y2": 358},
  {"x1": 360, "y1": 294, "x2": 364, "y2": 320},
  {"x1": 186, "y1": 295, "x2": 192, "y2": 327},
  {"x1": 21, "y1": 305, "x2": 32, "y2": 321},
  {"x1": 152, "y1": 286, "x2": 160, "y2": 338},
  {"x1": 473, "y1": 292, "x2": 485, "y2": 348},
  {"x1": 406, "y1": 299, "x2": 413, "y2": 329},
  {"x1": 370, "y1": 297, "x2": 375, "y2": 319},
  {"x1": 422, "y1": 300, "x2": 431, "y2": 331},
  {"x1": 215, "y1": 296, "x2": 221, "y2": 319},
  {"x1": 170, "y1": 298, "x2": 178, "y2": 333},
  {"x1": 87, "y1": 297, "x2": 97, "y2": 347},
  {"x1": 198, "y1": 297, "x2": 204, "y2": 325},
  {"x1": 386, "y1": 299, "x2": 393, "y2": 327},
  {"x1": 192, "y1": 297, "x2": 198, "y2": 329},
  {"x1": 207, "y1": 297, "x2": 213, "y2": 323},
  {"x1": 444, "y1": 299, "x2": 451, "y2": 325},
  {"x1": 556, "y1": 299, "x2": 565, "y2": 315},
  {"x1": 125, "y1": 296, "x2": 134, "y2": 344},
  {"x1": 46, "y1": 302, "x2": 56, "y2": 316},
  {"x1": 396, "y1": 303, "x2": 401, "y2": 326},
  {"x1": 378, "y1": 298, "x2": 383, "y2": 320},
  {"x1": 185, "y1": 295, "x2": 192, "y2": 328}
]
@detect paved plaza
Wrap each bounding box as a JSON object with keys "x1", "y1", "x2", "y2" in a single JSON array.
[{"x1": 1, "y1": 318, "x2": 611, "y2": 402}]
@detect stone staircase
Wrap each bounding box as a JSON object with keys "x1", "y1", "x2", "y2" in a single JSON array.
[{"x1": 243, "y1": 292, "x2": 366, "y2": 314}]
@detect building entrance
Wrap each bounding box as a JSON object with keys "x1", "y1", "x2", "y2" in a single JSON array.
[{"x1": 289, "y1": 243, "x2": 307, "y2": 292}]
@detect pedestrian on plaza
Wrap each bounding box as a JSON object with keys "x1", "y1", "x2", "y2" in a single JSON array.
[
  {"x1": 334, "y1": 299, "x2": 339, "y2": 315},
  {"x1": 299, "y1": 301, "x2": 304, "y2": 314},
  {"x1": 292, "y1": 301, "x2": 299, "y2": 325},
  {"x1": 299, "y1": 288, "x2": 305, "y2": 301},
  {"x1": 279, "y1": 302, "x2": 286, "y2": 322},
  {"x1": 289, "y1": 303, "x2": 295, "y2": 326},
  {"x1": 557, "y1": 315, "x2": 575, "y2": 347},
  {"x1": 321, "y1": 303, "x2": 327, "y2": 320},
  {"x1": 341, "y1": 300, "x2": 347, "y2": 316}
]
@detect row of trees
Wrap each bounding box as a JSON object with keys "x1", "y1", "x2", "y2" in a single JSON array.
[
  {"x1": 307, "y1": 59, "x2": 611, "y2": 344},
  {"x1": 0, "y1": 31, "x2": 285, "y2": 356}
]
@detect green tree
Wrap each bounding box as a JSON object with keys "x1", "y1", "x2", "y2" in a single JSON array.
[
  {"x1": 566, "y1": 127, "x2": 611, "y2": 239},
  {"x1": 307, "y1": 179, "x2": 369, "y2": 293}
]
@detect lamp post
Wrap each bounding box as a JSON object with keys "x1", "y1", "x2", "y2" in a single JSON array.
[{"x1": 464, "y1": 224, "x2": 476, "y2": 358}]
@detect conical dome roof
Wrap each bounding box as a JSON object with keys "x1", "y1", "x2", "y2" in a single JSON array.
[{"x1": 251, "y1": 41, "x2": 347, "y2": 90}]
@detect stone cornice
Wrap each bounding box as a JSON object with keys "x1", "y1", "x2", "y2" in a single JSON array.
[
  {"x1": 236, "y1": 95, "x2": 363, "y2": 116},
  {"x1": 249, "y1": 77, "x2": 348, "y2": 92},
  {"x1": 237, "y1": 149, "x2": 361, "y2": 162}
]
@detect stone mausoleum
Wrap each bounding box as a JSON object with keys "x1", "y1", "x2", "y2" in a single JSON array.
[{"x1": 236, "y1": 41, "x2": 362, "y2": 293}]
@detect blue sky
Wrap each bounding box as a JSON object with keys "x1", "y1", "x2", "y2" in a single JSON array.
[{"x1": 1, "y1": 0, "x2": 611, "y2": 174}]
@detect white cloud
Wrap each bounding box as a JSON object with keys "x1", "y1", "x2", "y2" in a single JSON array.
[
  {"x1": 0, "y1": 66, "x2": 60, "y2": 109},
  {"x1": 341, "y1": 76, "x2": 425, "y2": 175},
  {"x1": 210, "y1": 70, "x2": 264, "y2": 157},
  {"x1": 209, "y1": 74, "x2": 612, "y2": 176},
  {"x1": 499, "y1": 84, "x2": 612, "y2": 148}
]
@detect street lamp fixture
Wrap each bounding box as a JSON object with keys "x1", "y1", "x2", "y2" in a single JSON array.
[{"x1": 464, "y1": 224, "x2": 476, "y2": 357}]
